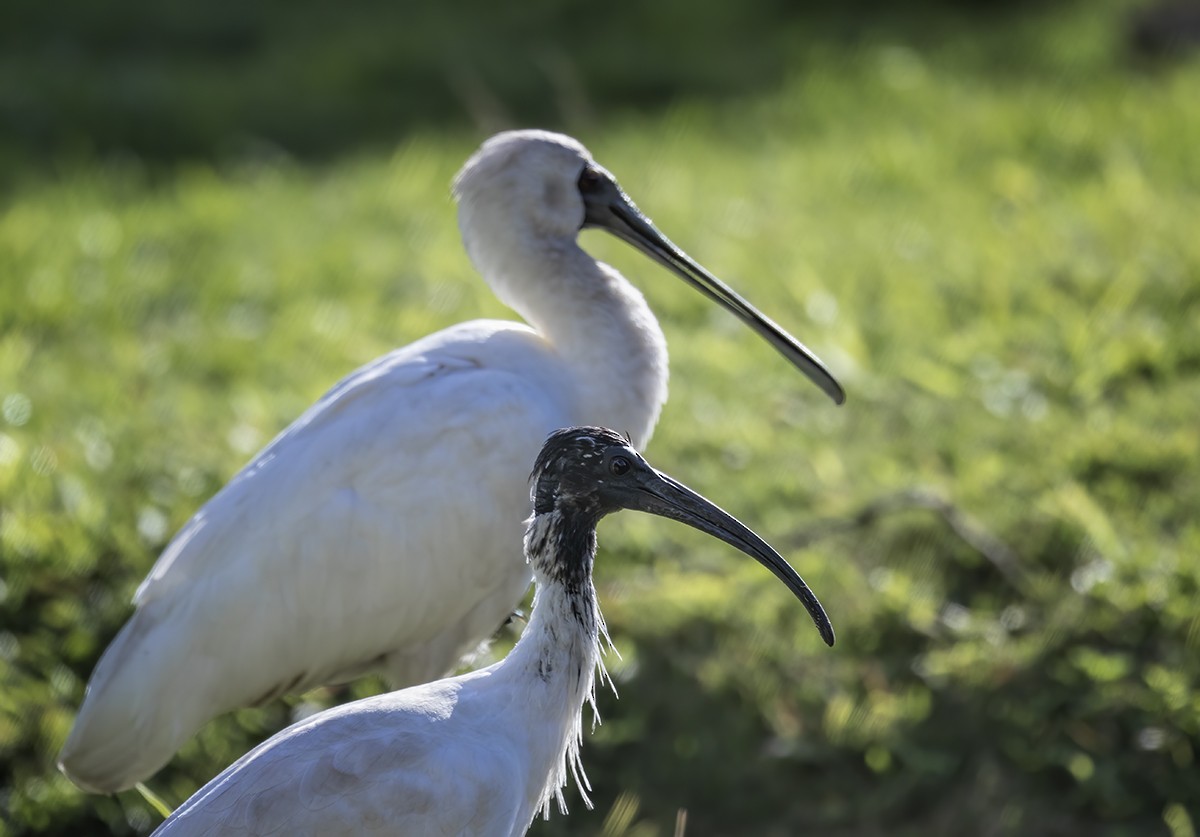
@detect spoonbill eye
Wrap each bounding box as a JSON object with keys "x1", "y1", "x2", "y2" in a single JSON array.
[
  {"x1": 578, "y1": 166, "x2": 603, "y2": 194},
  {"x1": 609, "y1": 456, "x2": 630, "y2": 476}
]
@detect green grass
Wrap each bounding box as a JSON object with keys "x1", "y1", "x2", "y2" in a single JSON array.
[{"x1": 3, "y1": 2, "x2": 1200, "y2": 834}]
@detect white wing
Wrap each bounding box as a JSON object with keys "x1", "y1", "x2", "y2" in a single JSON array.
[
  {"x1": 154, "y1": 672, "x2": 532, "y2": 837},
  {"x1": 60, "y1": 319, "x2": 580, "y2": 793}
]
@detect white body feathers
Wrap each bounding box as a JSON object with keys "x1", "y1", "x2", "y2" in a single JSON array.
[
  {"x1": 153, "y1": 557, "x2": 606, "y2": 836},
  {"x1": 60, "y1": 131, "x2": 667, "y2": 792}
]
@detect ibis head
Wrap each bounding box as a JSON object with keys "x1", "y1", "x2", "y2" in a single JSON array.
[{"x1": 530, "y1": 427, "x2": 835, "y2": 646}]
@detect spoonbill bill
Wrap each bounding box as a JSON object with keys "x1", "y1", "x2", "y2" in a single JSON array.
[
  {"x1": 60, "y1": 130, "x2": 843, "y2": 793},
  {"x1": 151, "y1": 426, "x2": 834, "y2": 835}
]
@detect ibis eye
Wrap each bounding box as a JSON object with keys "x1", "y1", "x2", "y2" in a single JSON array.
[
  {"x1": 609, "y1": 456, "x2": 630, "y2": 476},
  {"x1": 578, "y1": 166, "x2": 603, "y2": 195}
]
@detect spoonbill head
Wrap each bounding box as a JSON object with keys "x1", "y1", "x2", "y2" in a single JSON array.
[
  {"x1": 151, "y1": 427, "x2": 833, "y2": 836},
  {"x1": 60, "y1": 130, "x2": 842, "y2": 794},
  {"x1": 455, "y1": 131, "x2": 845, "y2": 407}
]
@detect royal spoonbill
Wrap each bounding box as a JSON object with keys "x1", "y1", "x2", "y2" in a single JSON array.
[
  {"x1": 151, "y1": 427, "x2": 834, "y2": 836},
  {"x1": 60, "y1": 130, "x2": 843, "y2": 793}
]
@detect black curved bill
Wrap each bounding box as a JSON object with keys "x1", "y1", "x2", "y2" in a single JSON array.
[
  {"x1": 582, "y1": 168, "x2": 846, "y2": 406},
  {"x1": 611, "y1": 464, "x2": 835, "y2": 647}
]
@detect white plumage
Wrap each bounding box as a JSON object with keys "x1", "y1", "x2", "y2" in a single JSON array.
[
  {"x1": 150, "y1": 427, "x2": 834, "y2": 836},
  {"x1": 60, "y1": 130, "x2": 842, "y2": 793}
]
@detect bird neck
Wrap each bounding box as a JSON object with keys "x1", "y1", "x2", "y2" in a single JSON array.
[
  {"x1": 469, "y1": 229, "x2": 669, "y2": 450},
  {"x1": 510, "y1": 509, "x2": 609, "y2": 819}
]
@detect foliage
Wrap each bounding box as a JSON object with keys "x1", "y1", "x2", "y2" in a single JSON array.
[
  {"x1": 2, "y1": 0, "x2": 1198, "y2": 834},
  {"x1": 3, "y1": 0, "x2": 1084, "y2": 171}
]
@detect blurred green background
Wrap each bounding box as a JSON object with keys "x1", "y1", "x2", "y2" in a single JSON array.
[{"x1": 2, "y1": 0, "x2": 1199, "y2": 834}]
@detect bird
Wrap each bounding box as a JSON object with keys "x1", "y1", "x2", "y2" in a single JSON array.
[
  {"x1": 151, "y1": 426, "x2": 834, "y2": 836},
  {"x1": 60, "y1": 129, "x2": 845, "y2": 793}
]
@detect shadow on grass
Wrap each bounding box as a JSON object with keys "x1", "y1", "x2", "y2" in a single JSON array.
[{"x1": 2, "y1": 0, "x2": 1087, "y2": 172}]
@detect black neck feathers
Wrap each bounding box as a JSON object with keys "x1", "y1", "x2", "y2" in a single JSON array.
[{"x1": 526, "y1": 508, "x2": 598, "y2": 594}]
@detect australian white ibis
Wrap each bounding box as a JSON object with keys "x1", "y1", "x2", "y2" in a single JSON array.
[
  {"x1": 151, "y1": 426, "x2": 834, "y2": 835},
  {"x1": 60, "y1": 130, "x2": 843, "y2": 793}
]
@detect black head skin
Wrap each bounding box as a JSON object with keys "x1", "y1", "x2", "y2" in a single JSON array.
[
  {"x1": 529, "y1": 427, "x2": 835, "y2": 646},
  {"x1": 531, "y1": 427, "x2": 638, "y2": 520},
  {"x1": 574, "y1": 164, "x2": 846, "y2": 407}
]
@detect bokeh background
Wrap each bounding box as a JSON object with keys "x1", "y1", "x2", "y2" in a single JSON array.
[{"x1": 2, "y1": 0, "x2": 1199, "y2": 833}]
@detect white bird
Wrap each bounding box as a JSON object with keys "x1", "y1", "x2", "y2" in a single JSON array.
[
  {"x1": 151, "y1": 426, "x2": 835, "y2": 836},
  {"x1": 60, "y1": 130, "x2": 844, "y2": 793}
]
